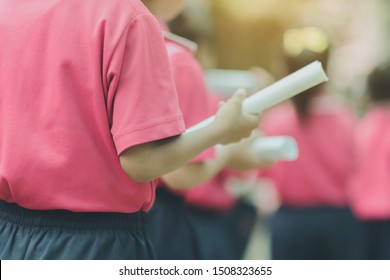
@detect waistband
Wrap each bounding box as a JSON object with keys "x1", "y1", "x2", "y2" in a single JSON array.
[
  {"x1": 279, "y1": 204, "x2": 351, "y2": 213},
  {"x1": 0, "y1": 200, "x2": 147, "y2": 231}
]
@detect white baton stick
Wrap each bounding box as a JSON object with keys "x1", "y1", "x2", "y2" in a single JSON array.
[
  {"x1": 184, "y1": 60, "x2": 328, "y2": 134},
  {"x1": 251, "y1": 136, "x2": 299, "y2": 161}
]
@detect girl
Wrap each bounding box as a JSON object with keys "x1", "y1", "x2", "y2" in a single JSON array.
[
  {"x1": 350, "y1": 60, "x2": 390, "y2": 259},
  {"x1": 143, "y1": 0, "x2": 269, "y2": 259},
  {"x1": 259, "y1": 27, "x2": 363, "y2": 260}
]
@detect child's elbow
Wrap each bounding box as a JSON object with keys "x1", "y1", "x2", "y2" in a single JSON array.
[
  {"x1": 130, "y1": 173, "x2": 155, "y2": 183},
  {"x1": 119, "y1": 156, "x2": 157, "y2": 183}
]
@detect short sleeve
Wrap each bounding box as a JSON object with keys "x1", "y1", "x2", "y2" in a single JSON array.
[
  {"x1": 169, "y1": 45, "x2": 215, "y2": 162},
  {"x1": 107, "y1": 13, "x2": 185, "y2": 155}
]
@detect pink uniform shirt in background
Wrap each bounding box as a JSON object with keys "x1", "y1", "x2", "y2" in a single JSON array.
[
  {"x1": 185, "y1": 170, "x2": 239, "y2": 211},
  {"x1": 349, "y1": 106, "x2": 390, "y2": 220},
  {"x1": 162, "y1": 25, "x2": 214, "y2": 164},
  {"x1": 0, "y1": 0, "x2": 185, "y2": 212},
  {"x1": 184, "y1": 94, "x2": 237, "y2": 210},
  {"x1": 259, "y1": 96, "x2": 356, "y2": 207},
  {"x1": 158, "y1": 32, "x2": 235, "y2": 209}
]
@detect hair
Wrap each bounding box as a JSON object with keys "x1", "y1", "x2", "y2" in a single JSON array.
[
  {"x1": 167, "y1": 3, "x2": 214, "y2": 43},
  {"x1": 167, "y1": 3, "x2": 217, "y2": 68},
  {"x1": 282, "y1": 27, "x2": 330, "y2": 121},
  {"x1": 367, "y1": 61, "x2": 390, "y2": 103}
]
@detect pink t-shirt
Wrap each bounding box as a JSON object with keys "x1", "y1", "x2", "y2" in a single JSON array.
[
  {"x1": 259, "y1": 95, "x2": 356, "y2": 207},
  {"x1": 184, "y1": 94, "x2": 237, "y2": 210},
  {"x1": 163, "y1": 30, "x2": 214, "y2": 163},
  {"x1": 349, "y1": 105, "x2": 390, "y2": 220},
  {"x1": 0, "y1": 0, "x2": 185, "y2": 212},
  {"x1": 185, "y1": 170, "x2": 237, "y2": 211}
]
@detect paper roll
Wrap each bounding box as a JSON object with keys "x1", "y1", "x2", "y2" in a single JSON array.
[
  {"x1": 251, "y1": 136, "x2": 299, "y2": 161},
  {"x1": 185, "y1": 60, "x2": 328, "y2": 133}
]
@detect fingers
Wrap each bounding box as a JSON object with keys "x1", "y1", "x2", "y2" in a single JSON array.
[
  {"x1": 213, "y1": 88, "x2": 261, "y2": 146},
  {"x1": 221, "y1": 88, "x2": 247, "y2": 109},
  {"x1": 218, "y1": 101, "x2": 226, "y2": 109},
  {"x1": 233, "y1": 88, "x2": 247, "y2": 98},
  {"x1": 229, "y1": 88, "x2": 247, "y2": 106},
  {"x1": 220, "y1": 88, "x2": 247, "y2": 117},
  {"x1": 250, "y1": 129, "x2": 261, "y2": 138},
  {"x1": 246, "y1": 113, "x2": 261, "y2": 127}
]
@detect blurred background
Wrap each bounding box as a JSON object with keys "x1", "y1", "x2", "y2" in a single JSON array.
[
  {"x1": 167, "y1": 0, "x2": 390, "y2": 260},
  {"x1": 169, "y1": 0, "x2": 390, "y2": 109}
]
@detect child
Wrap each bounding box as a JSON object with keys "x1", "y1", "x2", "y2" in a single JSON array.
[
  {"x1": 142, "y1": 0, "x2": 270, "y2": 259},
  {"x1": 0, "y1": 0, "x2": 259, "y2": 260},
  {"x1": 184, "y1": 96, "x2": 263, "y2": 260},
  {"x1": 259, "y1": 26, "x2": 363, "y2": 260},
  {"x1": 349, "y1": 60, "x2": 390, "y2": 259}
]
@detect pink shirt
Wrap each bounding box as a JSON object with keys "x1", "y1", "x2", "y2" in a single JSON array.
[
  {"x1": 163, "y1": 29, "x2": 214, "y2": 163},
  {"x1": 259, "y1": 95, "x2": 355, "y2": 207},
  {"x1": 0, "y1": 0, "x2": 185, "y2": 212},
  {"x1": 185, "y1": 170, "x2": 237, "y2": 211},
  {"x1": 158, "y1": 28, "x2": 218, "y2": 203},
  {"x1": 184, "y1": 94, "x2": 237, "y2": 210},
  {"x1": 349, "y1": 105, "x2": 390, "y2": 220}
]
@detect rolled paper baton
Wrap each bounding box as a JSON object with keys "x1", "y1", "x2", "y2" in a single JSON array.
[
  {"x1": 185, "y1": 60, "x2": 328, "y2": 133},
  {"x1": 251, "y1": 136, "x2": 299, "y2": 161}
]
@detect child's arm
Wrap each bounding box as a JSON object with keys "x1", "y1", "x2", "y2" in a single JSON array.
[
  {"x1": 160, "y1": 131, "x2": 274, "y2": 190},
  {"x1": 119, "y1": 90, "x2": 259, "y2": 182},
  {"x1": 216, "y1": 130, "x2": 275, "y2": 171},
  {"x1": 161, "y1": 159, "x2": 225, "y2": 190}
]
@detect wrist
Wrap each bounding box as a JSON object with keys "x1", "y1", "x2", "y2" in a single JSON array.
[{"x1": 207, "y1": 118, "x2": 229, "y2": 145}]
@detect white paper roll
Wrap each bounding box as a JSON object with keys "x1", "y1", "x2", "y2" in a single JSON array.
[
  {"x1": 251, "y1": 136, "x2": 299, "y2": 161},
  {"x1": 185, "y1": 60, "x2": 328, "y2": 133}
]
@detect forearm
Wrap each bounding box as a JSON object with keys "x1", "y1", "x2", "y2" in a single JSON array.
[
  {"x1": 161, "y1": 158, "x2": 225, "y2": 190},
  {"x1": 119, "y1": 90, "x2": 260, "y2": 182},
  {"x1": 119, "y1": 122, "x2": 223, "y2": 182}
]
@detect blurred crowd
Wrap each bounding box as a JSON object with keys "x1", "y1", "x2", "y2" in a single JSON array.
[{"x1": 159, "y1": 0, "x2": 390, "y2": 260}]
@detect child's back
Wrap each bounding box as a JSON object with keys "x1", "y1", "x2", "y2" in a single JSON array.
[{"x1": 349, "y1": 61, "x2": 390, "y2": 259}]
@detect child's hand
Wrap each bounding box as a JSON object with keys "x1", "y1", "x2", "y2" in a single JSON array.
[
  {"x1": 216, "y1": 131, "x2": 275, "y2": 171},
  {"x1": 213, "y1": 89, "x2": 260, "y2": 145}
]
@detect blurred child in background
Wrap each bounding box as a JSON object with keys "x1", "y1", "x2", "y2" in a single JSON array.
[
  {"x1": 142, "y1": 0, "x2": 270, "y2": 259},
  {"x1": 349, "y1": 60, "x2": 390, "y2": 259},
  {"x1": 259, "y1": 26, "x2": 363, "y2": 260},
  {"x1": 185, "y1": 95, "x2": 267, "y2": 260}
]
